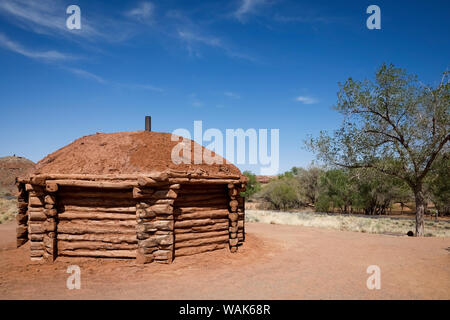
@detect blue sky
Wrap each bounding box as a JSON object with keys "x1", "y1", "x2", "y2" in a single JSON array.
[{"x1": 0, "y1": 0, "x2": 449, "y2": 174}]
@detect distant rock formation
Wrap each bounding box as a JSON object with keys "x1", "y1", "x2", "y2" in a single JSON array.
[
  {"x1": 0, "y1": 156, "x2": 35, "y2": 196},
  {"x1": 256, "y1": 175, "x2": 274, "y2": 185}
]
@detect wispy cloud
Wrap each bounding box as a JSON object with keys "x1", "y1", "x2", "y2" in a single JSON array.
[
  {"x1": 224, "y1": 91, "x2": 241, "y2": 99},
  {"x1": 234, "y1": 0, "x2": 270, "y2": 22},
  {"x1": 296, "y1": 96, "x2": 318, "y2": 104},
  {"x1": 64, "y1": 67, "x2": 106, "y2": 84},
  {"x1": 0, "y1": 33, "x2": 163, "y2": 91},
  {"x1": 177, "y1": 29, "x2": 256, "y2": 62},
  {"x1": 273, "y1": 13, "x2": 341, "y2": 25},
  {"x1": 0, "y1": 32, "x2": 73, "y2": 60},
  {"x1": 0, "y1": 0, "x2": 133, "y2": 43},
  {"x1": 118, "y1": 83, "x2": 163, "y2": 92},
  {"x1": 125, "y1": 2, "x2": 155, "y2": 22},
  {"x1": 0, "y1": 0, "x2": 100, "y2": 39},
  {"x1": 178, "y1": 30, "x2": 222, "y2": 51},
  {"x1": 188, "y1": 93, "x2": 204, "y2": 107}
]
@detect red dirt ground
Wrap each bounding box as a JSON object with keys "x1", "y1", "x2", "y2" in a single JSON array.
[{"x1": 0, "y1": 221, "x2": 449, "y2": 299}]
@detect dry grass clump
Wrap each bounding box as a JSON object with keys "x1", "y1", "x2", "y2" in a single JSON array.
[
  {"x1": 246, "y1": 210, "x2": 450, "y2": 237},
  {"x1": 0, "y1": 197, "x2": 17, "y2": 224}
]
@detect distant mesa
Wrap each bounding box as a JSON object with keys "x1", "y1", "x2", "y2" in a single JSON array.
[
  {"x1": 0, "y1": 155, "x2": 35, "y2": 196},
  {"x1": 256, "y1": 175, "x2": 275, "y2": 185}
]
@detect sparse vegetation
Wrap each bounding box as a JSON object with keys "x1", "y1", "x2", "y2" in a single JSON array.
[
  {"x1": 241, "y1": 171, "x2": 261, "y2": 199},
  {"x1": 0, "y1": 197, "x2": 17, "y2": 224},
  {"x1": 246, "y1": 209, "x2": 450, "y2": 237},
  {"x1": 306, "y1": 64, "x2": 449, "y2": 236}
]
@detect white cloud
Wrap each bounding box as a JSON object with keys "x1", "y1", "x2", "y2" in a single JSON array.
[
  {"x1": 118, "y1": 83, "x2": 163, "y2": 92},
  {"x1": 234, "y1": 0, "x2": 269, "y2": 22},
  {"x1": 0, "y1": 0, "x2": 100, "y2": 39},
  {"x1": 0, "y1": 32, "x2": 73, "y2": 60},
  {"x1": 125, "y1": 2, "x2": 154, "y2": 22},
  {"x1": 177, "y1": 29, "x2": 255, "y2": 62},
  {"x1": 188, "y1": 93, "x2": 204, "y2": 107},
  {"x1": 224, "y1": 91, "x2": 240, "y2": 99},
  {"x1": 64, "y1": 67, "x2": 106, "y2": 84},
  {"x1": 178, "y1": 30, "x2": 222, "y2": 51},
  {"x1": 296, "y1": 96, "x2": 318, "y2": 104},
  {"x1": 0, "y1": 0, "x2": 131, "y2": 43}
]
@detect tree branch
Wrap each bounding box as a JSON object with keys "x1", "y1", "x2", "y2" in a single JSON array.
[{"x1": 418, "y1": 133, "x2": 450, "y2": 181}]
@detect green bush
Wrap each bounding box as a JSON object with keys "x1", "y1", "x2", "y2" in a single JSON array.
[
  {"x1": 260, "y1": 177, "x2": 303, "y2": 210},
  {"x1": 241, "y1": 171, "x2": 261, "y2": 199}
]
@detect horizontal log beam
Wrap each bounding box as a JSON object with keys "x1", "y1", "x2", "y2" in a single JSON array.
[
  {"x1": 175, "y1": 198, "x2": 228, "y2": 207},
  {"x1": 174, "y1": 218, "x2": 228, "y2": 229},
  {"x1": 59, "y1": 205, "x2": 136, "y2": 213},
  {"x1": 57, "y1": 233, "x2": 137, "y2": 244},
  {"x1": 58, "y1": 191, "x2": 133, "y2": 199},
  {"x1": 57, "y1": 198, "x2": 136, "y2": 207},
  {"x1": 58, "y1": 212, "x2": 136, "y2": 220},
  {"x1": 175, "y1": 243, "x2": 227, "y2": 257},
  {"x1": 176, "y1": 194, "x2": 227, "y2": 202},
  {"x1": 174, "y1": 230, "x2": 229, "y2": 242},
  {"x1": 58, "y1": 220, "x2": 136, "y2": 227},
  {"x1": 48, "y1": 180, "x2": 138, "y2": 189},
  {"x1": 57, "y1": 224, "x2": 136, "y2": 235},
  {"x1": 58, "y1": 241, "x2": 137, "y2": 251},
  {"x1": 175, "y1": 205, "x2": 229, "y2": 214},
  {"x1": 177, "y1": 188, "x2": 225, "y2": 195},
  {"x1": 174, "y1": 235, "x2": 229, "y2": 249},
  {"x1": 175, "y1": 209, "x2": 229, "y2": 220},
  {"x1": 23, "y1": 172, "x2": 244, "y2": 183},
  {"x1": 59, "y1": 249, "x2": 136, "y2": 258},
  {"x1": 174, "y1": 222, "x2": 229, "y2": 234}
]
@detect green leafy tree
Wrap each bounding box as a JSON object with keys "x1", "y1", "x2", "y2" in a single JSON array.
[
  {"x1": 351, "y1": 169, "x2": 411, "y2": 215},
  {"x1": 427, "y1": 153, "x2": 450, "y2": 216},
  {"x1": 295, "y1": 166, "x2": 323, "y2": 206},
  {"x1": 241, "y1": 171, "x2": 261, "y2": 199},
  {"x1": 316, "y1": 169, "x2": 355, "y2": 213},
  {"x1": 260, "y1": 177, "x2": 301, "y2": 210},
  {"x1": 307, "y1": 64, "x2": 449, "y2": 236}
]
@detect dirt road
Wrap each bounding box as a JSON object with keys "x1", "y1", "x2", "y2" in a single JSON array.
[{"x1": 0, "y1": 221, "x2": 449, "y2": 299}]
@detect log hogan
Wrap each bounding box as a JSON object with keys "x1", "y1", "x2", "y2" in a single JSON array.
[{"x1": 16, "y1": 131, "x2": 247, "y2": 264}]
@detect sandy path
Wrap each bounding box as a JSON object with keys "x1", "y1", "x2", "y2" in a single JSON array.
[{"x1": 0, "y1": 221, "x2": 449, "y2": 299}]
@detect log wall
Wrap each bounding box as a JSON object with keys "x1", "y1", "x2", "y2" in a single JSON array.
[
  {"x1": 16, "y1": 183, "x2": 28, "y2": 248},
  {"x1": 57, "y1": 186, "x2": 137, "y2": 259},
  {"x1": 17, "y1": 171, "x2": 247, "y2": 264},
  {"x1": 135, "y1": 184, "x2": 178, "y2": 264},
  {"x1": 173, "y1": 184, "x2": 230, "y2": 257}
]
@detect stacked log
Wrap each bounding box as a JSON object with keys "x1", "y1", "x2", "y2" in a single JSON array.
[
  {"x1": 227, "y1": 183, "x2": 246, "y2": 252},
  {"x1": 26, "y1": 184, "x2": 46, "y2": 261},
  {"x1": 16, "y1": 182, "x2": 28, "y2": 248},
  {"x1": 173, "y1": 184, "x2": 229, "y2": 257},
  {"x1": 18, "y1": 171, "x2": 247, "y2": 263},
  {"x1": 57, "y1": 187, "x2": 137, "y2": 259},
  {"x1": 237, "y1": 195, "x2": 245, "y2": 244},
  {"x1": 135, "y1": 184, "x2": 178, "y2": 264},
  {"x1": 43, "y1": 192, "x2": 57, "y2": 261}
]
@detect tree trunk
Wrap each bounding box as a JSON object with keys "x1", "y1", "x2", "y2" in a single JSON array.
[{"x1": 414, "y1": 186, "x2": 425, "y2": 237}]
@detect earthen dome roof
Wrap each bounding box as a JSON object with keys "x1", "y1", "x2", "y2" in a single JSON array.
[{"x1": 33, "y1": 131, "x2": 241, "y2": 176}]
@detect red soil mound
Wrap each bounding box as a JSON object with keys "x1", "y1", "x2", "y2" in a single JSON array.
[{"x1": 33, "y1": 131, "x2": 240, "y2": 176}]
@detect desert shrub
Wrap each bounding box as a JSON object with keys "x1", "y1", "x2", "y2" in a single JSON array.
[
  {"x1": 427, "y1": 155, "x2": 450, "y2": 216},
  {"x1": 0, "y1": 197, "x2": 17, "y2": 224},
  {"x1": 259, "y1": 177, "x2": 303, "y2": 210},
  {"x1": 241, "y1": 171, "x2": 261, "y2": 199}
]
